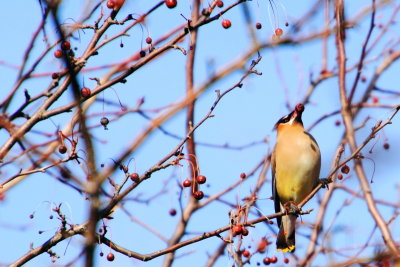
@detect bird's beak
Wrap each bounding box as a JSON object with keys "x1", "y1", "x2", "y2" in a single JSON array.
[{"x1": 291, "y1": 104, "x2": 304, "y2": 124}]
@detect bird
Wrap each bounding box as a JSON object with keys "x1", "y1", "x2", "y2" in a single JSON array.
[{"x1": 271, "y1": 103, "x2": 321, "y2": 253}]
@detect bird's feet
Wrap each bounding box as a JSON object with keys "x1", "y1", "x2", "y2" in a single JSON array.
[
  {"x1": 319, "y1": 178, "x2": 332, "y2": 189},
  {"x1": 283, "y1": 201, "x2": 301, "y2": 216}
]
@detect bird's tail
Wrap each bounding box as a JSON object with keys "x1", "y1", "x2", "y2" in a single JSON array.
[{"x1": 276, "y1": 214, "x2": 296, "y2": 253}]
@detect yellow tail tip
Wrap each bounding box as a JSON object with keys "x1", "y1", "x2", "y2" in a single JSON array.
[{"x1": 277, "y1": 245, "x2": 295, "y2": 253}]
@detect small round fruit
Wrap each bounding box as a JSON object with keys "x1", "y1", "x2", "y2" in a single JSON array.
[
  {"x1": 52, "y1": 73, "x2": 59, "y2": 79},
  {"x1": 383, "y1": 143, "x2": 390, "y2": 150},
  {"x1": 255, "y1": 22, "x2": 262, "y2": 29},
  {"x1": 29, "y1": 214, "x2": 34, "y2": 219},
  {"x1": 240, "y1": 173, "x2": 246, "y2": 179},
  {"x1": 242, "y1": 250, "x2": 250, "y2": 258},
  {"x1": 270, "y1": 256, "x2": 278, "y2": 263},
  {"x1": 165, "y1": 0, "x2": 177, "y2": 8},
  {"x1": 107, "y1": 0, "x2": 115, "y2": 9},
  {"x1": 169, "y1": 208, "x2": 177, "y2": 216},
  {"x1": 100, "y1": 117, "x2": 109, "y2": 129},
  {"x1": 182, "y1": 179, "x2": 191, "y2": 187},
  {"x1": 196, "y1": 175, "x2": 206, "y2": 184},
  {"x1": 361, "y1": 76, "x2": 367, "y2": 83},
  {"x1": 216, "y1": 0, "x2": 224, "y2": 7},
  {"x1": 372, "y1": 96, "x2": 379, "y2": 103},
  {"x1": 61, "y1": 41, "x2": 71, "y2": 50},
  {"x1": 54, "y1": 49, "x2": 63, "y2": 58},
  {"x1": 139, "y1": 50, "x2": 146, "y2": 57},
  {"x1": 284, "y1": 258, "x2": 289, "y2": 264},
  {"x1": 341, "y1": 165, "x2": 350, "y2": 174},
  {"x1": 285, "y1": 22, "x2": 289, "y2": 27},
  {"x1": 193, "y1": 190, "x2": 204, "y2": 200},
  {"x1": 106, "y1": 252, "x2": 115, "y2": 261},
  {"x1": 263, "y1": 257, "x2": 271, "y2": 265},
  {"x1": 242, "y1": 227, "x2": 249, "y2": 236},
  {"x1": 58, "y1": 145, "x2": 67, "y2": 154},
  {"x1": 337, "y1": 173, "x2": 343, "y2": 180},
  {"x1": 232, "y1": 225, "x2": 243, "y2": 235},
  {"x1": 130, "y1": 173, "x2": 139, "y2": 182},
  {"x1": 145, "y1": 37, "x2": 152, "y2": 44},
  {"x1": 222, "y1": 19, "x2": 231, "y2": 29},
  {"x1": 275, "y1": 28, "x2": 283, "y2": 36},
  {"x1": 335, "y1": 120, "x2": 341, "y2": 126},
  {"x1": 100, "y1": 251, "x2": 104, "y2": 257},
  {"x1": 80, "y1": 87, "x2": 91, "y2": 98}
]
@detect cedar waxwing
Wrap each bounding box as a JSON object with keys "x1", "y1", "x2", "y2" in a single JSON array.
[{"x1": 271, "y1": 103, "x2": 321, "y2": 252}]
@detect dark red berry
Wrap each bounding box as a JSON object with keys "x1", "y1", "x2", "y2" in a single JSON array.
[
  {"x1": 242, "y1": 250, "x2": 250, "y2": 257},
  {"x1": 285, "y1": 22, "x2": 289, "y2": 27},
  {"x1": 216, "y1": 0, "x2": 224, "y2": 7},
  {"x1": 255, "y1": 22, "x2": 262, "y2": 29},
  {"x1": 383, "y1": 143, "x2": 390, "y2": 150},
  {"x1": 52, "y1": 73, "x2": 59, "y2": 79},
  {"x1": 361, "y1": 76, "x2": 367, "y2": 83},
  {"x1": 182, "y1": 179, "x2": 191, "y2": 187},
  {"x1": 139, "y1": 50, "x2": 146, "y2": 57},
  {"x1": 145, "y1": 37, "x2": 152, "y2": 44},
  {"x1": 196, "y1": 175, "x2": 206, "y2": 184},
  {"x1": 335, "y1": 120, "x2": 341, "y2": 126},
  {"x1": 165, "y1": 0, "x2": 177, "y2": 8},
  {"x1": 54, "y1": 49, "x2": 63, "y2": 58},
  {"x1": 222, "y1": 19, "x2": 231, "y2": 29},
  {"x1": 29, "y1": 214, "x2": 34, "y2": 219},
  {"x1": 58, "y1": 145, "x2": 67, "y2": 154},
  {"x1": 240, "y1": 173, "x2": 246, "y2": 179},
  {"x1": 242, "y1": 227, "x2": 249, "y2": 236},
  {"x1": 107, "y1": 0, "x2": 115, "y2": 9},
  {"x1": 193, "y1": 190, "x2": 204, "y2": 200},
  {"x1": 80, "y1": 87, "x2": 91, "y2": 98},
  {"x1": 284, "y1": 258, "x2": 289, "y2": 264},
  {"x1": 337, "y1": 173, "x2": 343, "y2": 180},
  {"x1": 130, "y1": 173, "x2": 139, "y2": 182},
  {"x1": 61, "y1": 41, "x2": 71, "y2": 51},
  {"x1": 263, "y1": 257, "x2": 271, "y2": 265},
  {"x1": 107, "y1": 252, "x2": 115, "y2": 261},
  {"x1": 100, "y1": 252, "x2": 104, "y2": 257},
  {"x1": 341, "y1": 165, "x2": 350, "y2": 174},
  {"x1": 169, "y1": 208, "x2": 177, "y2": 216},
  {"x1": 372, "y1": 96, "x2": 379, "y2": 103},
  {"x1": 270, "y1": 256, "x2": 278, "y2": 263}
]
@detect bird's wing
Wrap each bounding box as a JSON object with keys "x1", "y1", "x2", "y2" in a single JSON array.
[{"x1": 271, "y1": 151, "x2": 282, "y2": 227}]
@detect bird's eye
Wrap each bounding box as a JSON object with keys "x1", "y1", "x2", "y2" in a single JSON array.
[{"x1": 280, "y1": 116, "x2": 290, "y2": 124}]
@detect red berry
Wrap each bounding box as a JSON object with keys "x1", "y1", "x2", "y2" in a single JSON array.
[
  {"x1": 165, "y1": 0, "x2": 177, "y2": 8},
  {"x1": 61, "y1": 41, "x2": 71, "y2": 50},
  {"x1": 337, "y1": 173, "x2": 343, "y2": 180},
  {"x1": 255, "y1": 22, "x2": 262, "y2": 29},
  {"x1": 270, "y1": 256, "x2": 278, "y2": 263},
  {"x1": 285, "y1": 22, "x2": 289, "y2": 27},
  {"x1": 222, "y1": 19, "x2": 231, "y2": 29},
  {"x1": 284, "y1": 258, "x2": 289, "y2": 264},
  {"x1": 335, "y1": 120, "x2": 341, "y2": 126},
  {"x1": 145, "y1": 37, "x2": 152, "y2": 44},
  {"x1": 182, "y1": 179, "x2": 191, "y2": 187},
  {"x1": 240, "y1": 173, "x2": 246, "y2": 179},
  {"x1": 52, "y1": 73, "x2": 59, "y2": 79},
  {"x1": 241, "y1": 227, "x2": 249, "y2": 236},
  {"x1": 232, "y1": 225, "x2": 243, "y2": 235},
  {"x1": 193, "y1": 190, "x2": 204, "y2": 200},
  {"x1": 80, "y1": 87, "x2": 91, "y2": 98},
  {"x1": 100, "y1": 117, "x2": 109, "y2": 129},
  {"x1": 58, "y1": 145, "x2": 67, "y2": 154},
  {"x1": 196, "y1": 175, "x2": 206, "y2": 184},
  {"x1": 216, "y1": 0, "x2": 224, "y2": 7},
  {"x1": 169, "y1": 208, "x2": 177, "y2": 216},
  {"x1": 341, "y1": 165, "x2": 350, "y2": 174},
  {"x1": 29, "y1": 214, "x2": 34, "y2": 219},
  {"x1": 372, "y1": 96, "x2": 379, "y2": 103},
  {"x1": 139, "y1": 50, "x2": 146, "y2": 57},
  {"x1": 242, "y1": 250, "x2": 250, "y2": 258},
  {"x1": 100, "y1": 252, "x2": 104, "y2": 257},
  {"x1": 275, "y1": 28, "x2": 283, "y2": 36},
  {"x1": 107, "y1": 0, "x2": 115, "y2": 9},
  {"x1": 130, "y1": 173, "x2": 139, "y2": 182},
  {"x1": 54, "y1": 49, "x2": 63, "y2": 58},
  {"x1": 263, "y1": 257, "x2": 271, "y2": 265},
  {"x1": 361, "y1": 76, "x2": 367, "y2": 83},
  {"x1": 107, "y1": 252, "x2": 115, "y2": 261},
  {"x1": 383, "y1": 143, "x2": 390, "y2": 150}
]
